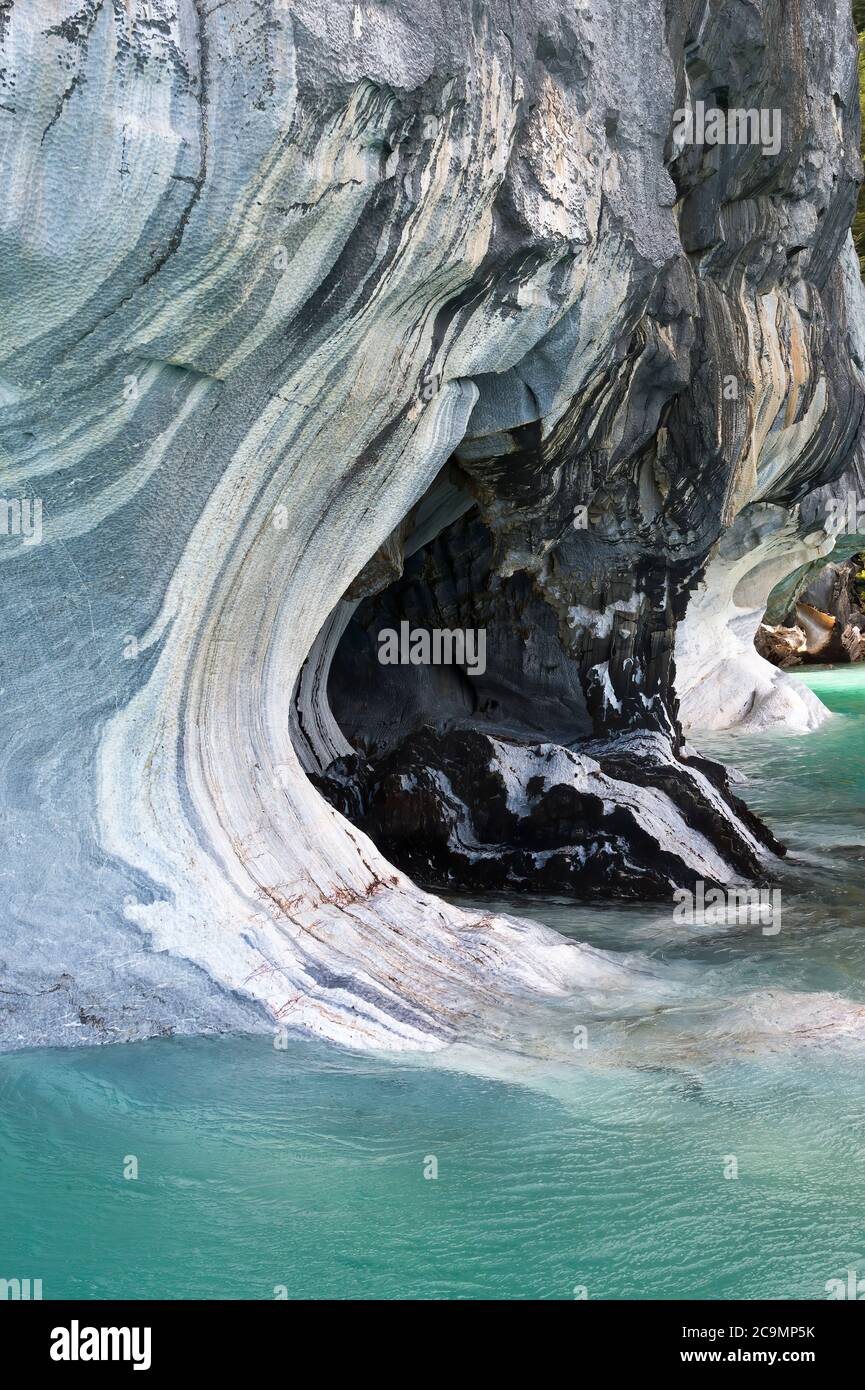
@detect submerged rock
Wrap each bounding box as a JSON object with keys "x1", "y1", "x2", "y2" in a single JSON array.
[{"x1": 313, "y1": 727, "x2": 783, "y2": 898}]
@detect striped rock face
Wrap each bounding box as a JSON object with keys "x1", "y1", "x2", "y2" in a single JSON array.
[{"x1": 0, "y1": 1, "x2": 863, "y2": 1052}]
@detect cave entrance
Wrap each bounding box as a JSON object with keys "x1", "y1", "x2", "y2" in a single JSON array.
[
  {"x1": 756, "y1": 547, "x2": 865, "y2": 668},
  {"x1": 291, "y1": 459, "x2": 779, "y2": 902},
  {"x1": 327, "y1": 496, "x2": 593, "y2": 762}
]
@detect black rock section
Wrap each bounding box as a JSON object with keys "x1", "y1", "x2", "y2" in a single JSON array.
[
  {"x1": 330, "y1": 509, "x2": 594, "y2": 753},
  {"x1": 312, "y1": 726, "x2": 784, "y2": 899},
  {"x1": 759, "y1": 552, "x2": 865, "y2": 663}
]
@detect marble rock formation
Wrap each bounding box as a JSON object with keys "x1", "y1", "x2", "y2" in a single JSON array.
[
  {"x1": 758, "y1": 552, "x2": 865, "y2": 663},
  {"x1": 0, "y1": 1, "x2": 863, "y2": 1051},
  {"x1": 314, "y1": 726, "x2": 783, "y2": 898},
  {"x1": 754, "y1": 623, "x2": 807, "y2": 669},
  {"x1": 842, "y1": 622, "x2": 865, "y2": 660}
]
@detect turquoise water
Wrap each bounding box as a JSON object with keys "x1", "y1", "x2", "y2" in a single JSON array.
[{"x1": 2, "y1": 666, "x2": 864, "y2": 1300}]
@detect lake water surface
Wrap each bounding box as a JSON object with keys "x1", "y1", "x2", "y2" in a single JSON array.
[{"x1": 2, "y1": 666, "x2": 864, "y2": 1300}]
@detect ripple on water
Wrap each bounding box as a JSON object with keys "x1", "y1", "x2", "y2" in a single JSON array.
[{"x1": 3, "y1": 667, "x2": 865, "y2": 1298}]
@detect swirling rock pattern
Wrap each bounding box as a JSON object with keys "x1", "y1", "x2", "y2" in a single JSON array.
[
  {"x1": 0, "y1": 0, "x2": 862, "y2": 1050},
  {"x1": 313, "y1": 728, "x2": 783, "y2": 897}
]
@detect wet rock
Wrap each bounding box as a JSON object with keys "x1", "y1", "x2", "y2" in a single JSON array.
[{"x1": 313, "y1": 726, "x2": 783, "y2": 900}]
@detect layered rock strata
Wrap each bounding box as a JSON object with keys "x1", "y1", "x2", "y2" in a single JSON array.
[{"x1": 0, "y1": 1, "x2": 862, "y2": 1049}]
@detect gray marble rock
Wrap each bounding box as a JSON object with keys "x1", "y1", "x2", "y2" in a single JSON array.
[{"x1": 0, "y1": 1, "x2": 862, "y2": 1052}]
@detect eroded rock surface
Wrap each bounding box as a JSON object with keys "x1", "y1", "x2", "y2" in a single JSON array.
[
  {"x1": 0, "y1": 0, "x2": 863, "y2": 1051},
  {"x1": 314, "y1": 728, "x2": 783, "y2": 898},
  {"x1": 757, "y1": 551, "x2": 865, "y2": 663}
]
